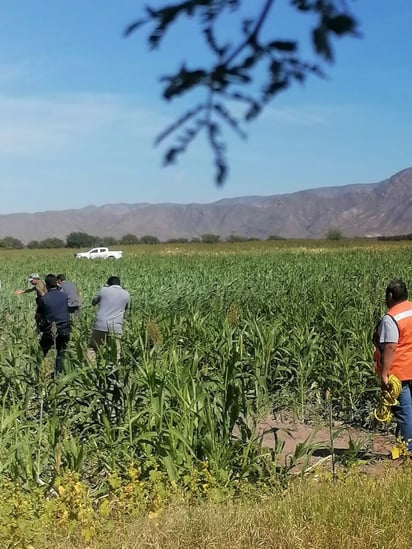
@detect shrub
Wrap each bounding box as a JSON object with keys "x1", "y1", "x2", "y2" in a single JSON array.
[
  {"x1": 0, "y1": 236, "x2": 24, "y2": 249},
  {"x1": 201, "y1": 233, "x2": 220, "y2": 244},
  {"x1": 326, "y1": 227, "x2": 344, "y2": 241}
]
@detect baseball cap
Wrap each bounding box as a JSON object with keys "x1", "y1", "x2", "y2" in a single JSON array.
[{"x1": 28, "y1": 272, "x2": 40, "y2": 282}]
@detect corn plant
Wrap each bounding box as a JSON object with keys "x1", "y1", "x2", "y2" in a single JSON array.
[{"x1": 0, "y1": 242, "x2": 411, "y2": 494}]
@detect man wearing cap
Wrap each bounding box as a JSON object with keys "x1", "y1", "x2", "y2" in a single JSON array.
[
  {"x1": 15, "y1": 273, "x2": 47, "y2": 297},
  {"x1": 16, "y1": 273, "x2": 47, "y2": 333}
]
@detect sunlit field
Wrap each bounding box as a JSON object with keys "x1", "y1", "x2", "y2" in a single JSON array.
[{"x1": 1, "y1": 239, "x2": 412, "y2": 547}]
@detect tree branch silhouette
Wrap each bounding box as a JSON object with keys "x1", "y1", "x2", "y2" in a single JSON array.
[{"x1": 125, "y1": 0, "x2": 359, "y2": 185}]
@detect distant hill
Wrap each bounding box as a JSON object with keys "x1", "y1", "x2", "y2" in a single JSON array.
[{"x1": 2, "y1": 168, "x2": 412, "y2": 243}]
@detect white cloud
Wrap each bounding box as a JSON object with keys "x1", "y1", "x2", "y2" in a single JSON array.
[{"x1": 0, "y1": 93, "x2": 169, "y2": 156}]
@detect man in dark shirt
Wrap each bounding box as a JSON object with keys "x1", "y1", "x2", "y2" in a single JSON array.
[{"x1": 36, "y1": 274, "x2": 71, "y2": 375}]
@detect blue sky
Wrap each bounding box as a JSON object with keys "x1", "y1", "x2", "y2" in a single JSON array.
[{"x1": 0, "y1": 1, "x2": 411, "y2": 214}]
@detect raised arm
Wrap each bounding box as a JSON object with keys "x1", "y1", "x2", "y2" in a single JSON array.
[
  {"x1": 15, "y1": 287, "x2": 35, "y2": 296},
  {"x1": 91, "y1": 290, "x2": 102, "y2": 306}
]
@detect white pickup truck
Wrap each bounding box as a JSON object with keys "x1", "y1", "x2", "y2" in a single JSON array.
[{"x1": 75, "y1": 247, "x2": 123, "y2": 260}]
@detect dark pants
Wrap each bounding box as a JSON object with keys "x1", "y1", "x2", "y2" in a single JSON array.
[{"x1": 40, "y1": 330, "x2": 70, "y2": 374}]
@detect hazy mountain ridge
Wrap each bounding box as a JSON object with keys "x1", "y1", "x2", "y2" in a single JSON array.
[{"x1": 3, "y1": 168, "x2": 412, "y2": 243}]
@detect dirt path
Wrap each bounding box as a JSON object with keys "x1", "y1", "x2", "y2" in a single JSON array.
[{"x1": 258, "y1": 412, "x2": 397, "y2": 475}]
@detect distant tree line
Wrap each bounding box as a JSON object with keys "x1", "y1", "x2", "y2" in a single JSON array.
[
  {"x1": 377, "y1": 234, "x2": 412, "y2": 241},
  {"x1": 6, "y1": 229, "x2": 407, "y2": 247},
  {"x1": 3, "y1": 228, "x2": 397, "y2": 248},
  {"x1": 0, "y1": 231, "x2": 290, "y2": 249}
]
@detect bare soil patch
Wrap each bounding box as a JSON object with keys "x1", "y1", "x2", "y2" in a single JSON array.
[{"x1": 258, "y1": 412, "x2": 399, "y2": 476}]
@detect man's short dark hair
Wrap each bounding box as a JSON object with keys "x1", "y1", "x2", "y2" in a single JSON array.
[
  {"x1": 107, "y1": 276, "x2": 120, "y2": 286},
  {"x1": 56, "y1": 273, "x2": 65, "y2": 281},
  {"x1": 45, "y1": 274, "x2": 58, "y2": 289},
  {"x1": 386, "y1": 279, "x2": 408, "y2": 303}
]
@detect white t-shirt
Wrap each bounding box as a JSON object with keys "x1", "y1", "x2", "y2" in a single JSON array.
[{"x1": 92, "y1": 285, "x2": 130, "y2": 334}]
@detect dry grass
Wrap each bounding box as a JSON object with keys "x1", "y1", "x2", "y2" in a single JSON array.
[{"x1": 40, "y1": 461, "x2": 412, "y2": 549}]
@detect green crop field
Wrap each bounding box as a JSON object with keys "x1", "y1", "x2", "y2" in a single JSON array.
[{"x1": 1, "y1": 240, "x2": 412, "y2": 547}]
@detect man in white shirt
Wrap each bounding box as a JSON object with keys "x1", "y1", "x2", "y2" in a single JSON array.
[{"x1": 88, "y1": 275, "x2": 130, "y2": 361}]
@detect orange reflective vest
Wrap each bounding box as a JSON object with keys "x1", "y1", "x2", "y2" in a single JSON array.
[{"x1": 386, "y1": 300, "x2": 412, "y2": 381}]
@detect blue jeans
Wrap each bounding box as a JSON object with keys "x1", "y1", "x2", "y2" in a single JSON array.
[{"x1": 393, "y1": 381, "x2": 412, "y2": 452}]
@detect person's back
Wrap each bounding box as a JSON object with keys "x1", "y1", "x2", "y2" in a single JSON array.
[
  {"x1": 88, "y1": 276, "x2": 130, "y2": 361},
  {"x1": 37, "y1": 288, "x2": 70, "y2": 333},
  {"x1": 57, "y1": 274, "x2": 82, "y2": 313},
  {"x1": 93, "y1": 283, "x2": 130, "y2": 334},
  {"x1": 36, "y1": 274, "x2": 71, "y2": 375}
]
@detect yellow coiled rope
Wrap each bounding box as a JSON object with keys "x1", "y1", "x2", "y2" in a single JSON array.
[{"x1": 373, "y1": 374, "x2": 402, "y2": 423}]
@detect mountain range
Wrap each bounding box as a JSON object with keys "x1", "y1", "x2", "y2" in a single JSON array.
[{"x1": 3, "y1": 168, "x2": 412, "y2": 243}]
